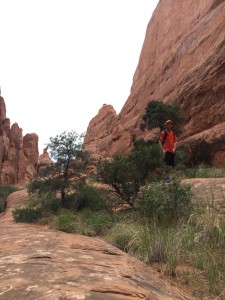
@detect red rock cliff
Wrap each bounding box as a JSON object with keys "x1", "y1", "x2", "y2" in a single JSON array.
[
  {"x1": 0, "y1": 95, "x2": 39, "y2": 185},
  {"x1": 83, "y1": 0, "x2": 225, "y2": 166}
]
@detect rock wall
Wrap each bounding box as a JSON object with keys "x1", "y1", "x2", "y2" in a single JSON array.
[
  {"x1": 0, "y1": 96, "x2": 39, "y2": 185},
  {"x1": 83, "y1": 0, "x2": 225, "y2": 166}
]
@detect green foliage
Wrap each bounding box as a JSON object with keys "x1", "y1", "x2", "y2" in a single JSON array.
[
  {"x1": 28, "y1": 178, "x2": 70, "y2": 196},
  {"x1": 97, "y1": 142, "x2": 163, "y2": 206},
  {"x1": 12, "y1": 207, "x2": 43, "y2": 222},
  {"x1": 140, "y1": 100, "x2": 184, "y2": 132},
  {"x1": 0, "y1": 185, "x2": 17, "y2": 213},
  {"x1": 79, "y1": 209, "x2": 120, "y2": 235},
  {"x1": 55, "y1": 210, "x2": 78, "y2": 233},
  {"x1": 37, "y1": 164, "x2": 55, "y2": 178},
  {"x1": 47, "y1": 130, "x2": 84, "y2": 163},
  {"x1": 64, "y1": 181, "x2": 109, "y2": 211},
  {"x1": 184, "y1": 164, "x2": 225, "y2": 179},
  {"x1": 0, "y1": 200, "x2": 5, "y2": 213},
  {"x1": 46, "y1": 130, "x2": 86, "y2": 207},
  {"x1": 0, "y1": 185, "x2": 17, "y2": 198},
  {"x1": 138, "y1": 180, "x2": 193, "y2": 223},
  {"x1": 39, "y1": 194, "x2": 61, "y2": 213},
  {"x1": 55, "y1": 208, "x2": 118, "y2": 236},
  {"x1": 107, "y1": 222, "x2": 141, "y2": 252}
]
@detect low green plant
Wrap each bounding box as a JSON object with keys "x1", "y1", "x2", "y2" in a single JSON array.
[
  {"x1": 55, "y1": 208, "x2": 118, "y2": 236},
  {"x1": 0, "y1": 199, "x2": 5, "y2": 213},
  {"x1": 40, "y1": 194, "x2": 61, "y2": 213},
  {"x1": 107, "y1": 222, "x2": 142, "y2": 253},
  {"x1": 55, "y1": 209, "x2": 79, "y2": 233},
  {"x1": 80, "y1": 209, "x2": 120, "y2": 235},
  {"x1": 0, "y1": 185, "x2": 17, "y2": 213},
  {"x1": 12, "y1": 207, "x2": 43, "y2": 222},
  {"x1": 181, "y1": 164, "x2": 225, "y2": 179},
  {"x1": 68, "y1": 181, "x2": 110, "y2": 211},
  {"x1": 137, "y1": 180, "x2": 193, "y2": 223}
]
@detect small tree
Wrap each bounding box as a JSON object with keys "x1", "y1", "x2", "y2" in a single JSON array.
[
  {"x1": 46, "y1": 130, "x2": 84, "y2": 207},
  {"x1": 30, "y1": 131, "x2": 84, "y2": 207},
  {"x1": 140, "y1": 100, "x2": 184, "y2": 132},
  {"x1": 97, "y1": 142, "x2": 162, "y2": 207}
]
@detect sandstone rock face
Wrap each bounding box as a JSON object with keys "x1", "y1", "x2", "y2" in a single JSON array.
[
  {"x1": 84, "y1": 104, "x2": 134, "y2": 158},
  {"x1": 83, "y1": 0, "x2": 225, "y2": 165},
  {"x1": 0, "y1": 96, "x2": 39, "y2": 185}
]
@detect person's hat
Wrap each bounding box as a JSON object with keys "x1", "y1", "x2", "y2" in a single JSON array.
[{"x1": 165, "y1": 120, "x2": 173, "y2": 125}]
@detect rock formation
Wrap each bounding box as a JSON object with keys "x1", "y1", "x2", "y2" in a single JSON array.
[
  {"x1": 0, "y1": 95, "x2": 39, "y2": 185},
  {"x1": 83, "y1": 0, "x2": 225, "y2": 166},
  {"x1": 38, "y1": 147, "x2": 52, "y2": 171}
]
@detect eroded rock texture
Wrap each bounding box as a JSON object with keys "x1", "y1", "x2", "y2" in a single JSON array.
[
  {"x1": 83, "y1": 0, "x2": 225, "y2": 165},
  {"x1": 0, "y1": 189, "x2": 186, "y2": 300},
  {"x1": 0, "y1": 96, "x2": 39, "y2": 184}
]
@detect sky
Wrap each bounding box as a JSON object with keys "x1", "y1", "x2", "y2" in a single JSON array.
[{"x1": 0, "y1": 0, "x2": 159, "y2": 153}]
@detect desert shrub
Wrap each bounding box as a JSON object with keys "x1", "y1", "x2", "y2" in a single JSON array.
[
  {"x1": 138, "y1": 180, "x2": 192, "y2": 223},
  {"x1": 0, "y1": 185, "x2": 17, "y2": 213},
  {"x1": 28, "y1": 178, "x2": 69, "y2": 196},
  {"x1": 0, "y1": 185, "x2": 17, "y2": 198},
  {"x1": 0, "y1": 200, "x2": 5, "y2": 213},
  {"x1": 107, "y1": 222, "x2": 142, "y2": 252},
  {"x1": 40, "y1": 194, "x2": 61, "y2": 213},
  {"x1": 55, "y1": 209, "x2": 79, "y2": 233},
  {"x1": 12, "y1": 207, "x2": 43, "y2": 222},
  {"x1": 80, "y1": 209, "x2": 119, "y2": 235},
  {"x1": 97, "y1": 142, "x2": 162, "y2": 206},
  {"x1": 69, "y1": 182, "x2": 110, "y2": 211},
  {"x1": 55, "y1": 209, "x2": 117, "y2": 236}
]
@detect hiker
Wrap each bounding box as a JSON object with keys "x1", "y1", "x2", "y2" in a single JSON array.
[{"x1": 159, "y1": 120, "x2": 177, "y2": 181}]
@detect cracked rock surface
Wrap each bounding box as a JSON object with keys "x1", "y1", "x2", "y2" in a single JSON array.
[{"x1": 0, "y1": 189, "x2": 186, "y2": 300}]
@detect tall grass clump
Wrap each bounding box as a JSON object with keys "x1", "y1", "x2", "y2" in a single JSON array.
[
  {"x1": 182, "y1": 164, "x2": 225, "y2": 179},
  {"x1": 184, "y1": 210, "x2": 225, "y2": 295},
  {"x1": 54, "y1": 208, "x2": 119, "y2": 236}
]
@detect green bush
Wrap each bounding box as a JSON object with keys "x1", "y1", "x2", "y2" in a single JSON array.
[
  {"x1": 138, "y1": 180, "x2": 192, "y2": 223},
  {"x1": 55, "y1": 208, "x2": 118, "y2": 236},
  {"x1": 0, "y1": 199, "x2": 5, "y2": 213},
  {"x1": 80, "y1": 209, "x2": 120, "y2": 235},
  {"x1": 97, "y1": 142, "x2": 163, "y2": 206},
  {"x1": 12, "y1": 207, "x2": 43, "y2": 222},
  {"x1": 68, "y1": 182, "x2": 109, "y2": 211},
  {"x1": 0, "y1": 185, "x2": 17, "y2": 213},
  {"x1": 56, "y1": 210, "x2": 78, "y2": 233},
  {"x1": 40, "y1": 194, "x2": 61, "y2": 213},
  {"x1": 107, "y1": 222, "x2": 142, "y2": 253}
]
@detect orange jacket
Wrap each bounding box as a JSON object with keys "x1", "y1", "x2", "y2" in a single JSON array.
[{"x1": 159, "y1": 130, "x2": 176, "y2": 152}]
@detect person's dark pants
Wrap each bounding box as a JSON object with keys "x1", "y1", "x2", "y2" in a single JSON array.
[{"x1": 165, "y1": 152, "x2": 175, "y2": 166}]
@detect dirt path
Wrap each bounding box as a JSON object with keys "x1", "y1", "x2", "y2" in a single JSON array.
[{"x1": 0, "y1": 189, "x2": 186, "y2": 300}]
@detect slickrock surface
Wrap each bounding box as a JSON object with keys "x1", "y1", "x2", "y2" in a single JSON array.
[
  {"x1": 0, "y1": 190, "x2": 186, "y2": 300},
  {"x1": 182, "y1": 178, "x2": 225, "y2": 214}
]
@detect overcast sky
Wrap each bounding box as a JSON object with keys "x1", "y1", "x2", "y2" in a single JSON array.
[{"x1": 0, "y1": 0, "x2": 159, "y2": 152}]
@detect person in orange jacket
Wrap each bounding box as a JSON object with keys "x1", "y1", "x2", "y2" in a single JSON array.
[{"x1": 159, "y1": 120, "x2": 177, "y2": 182}]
